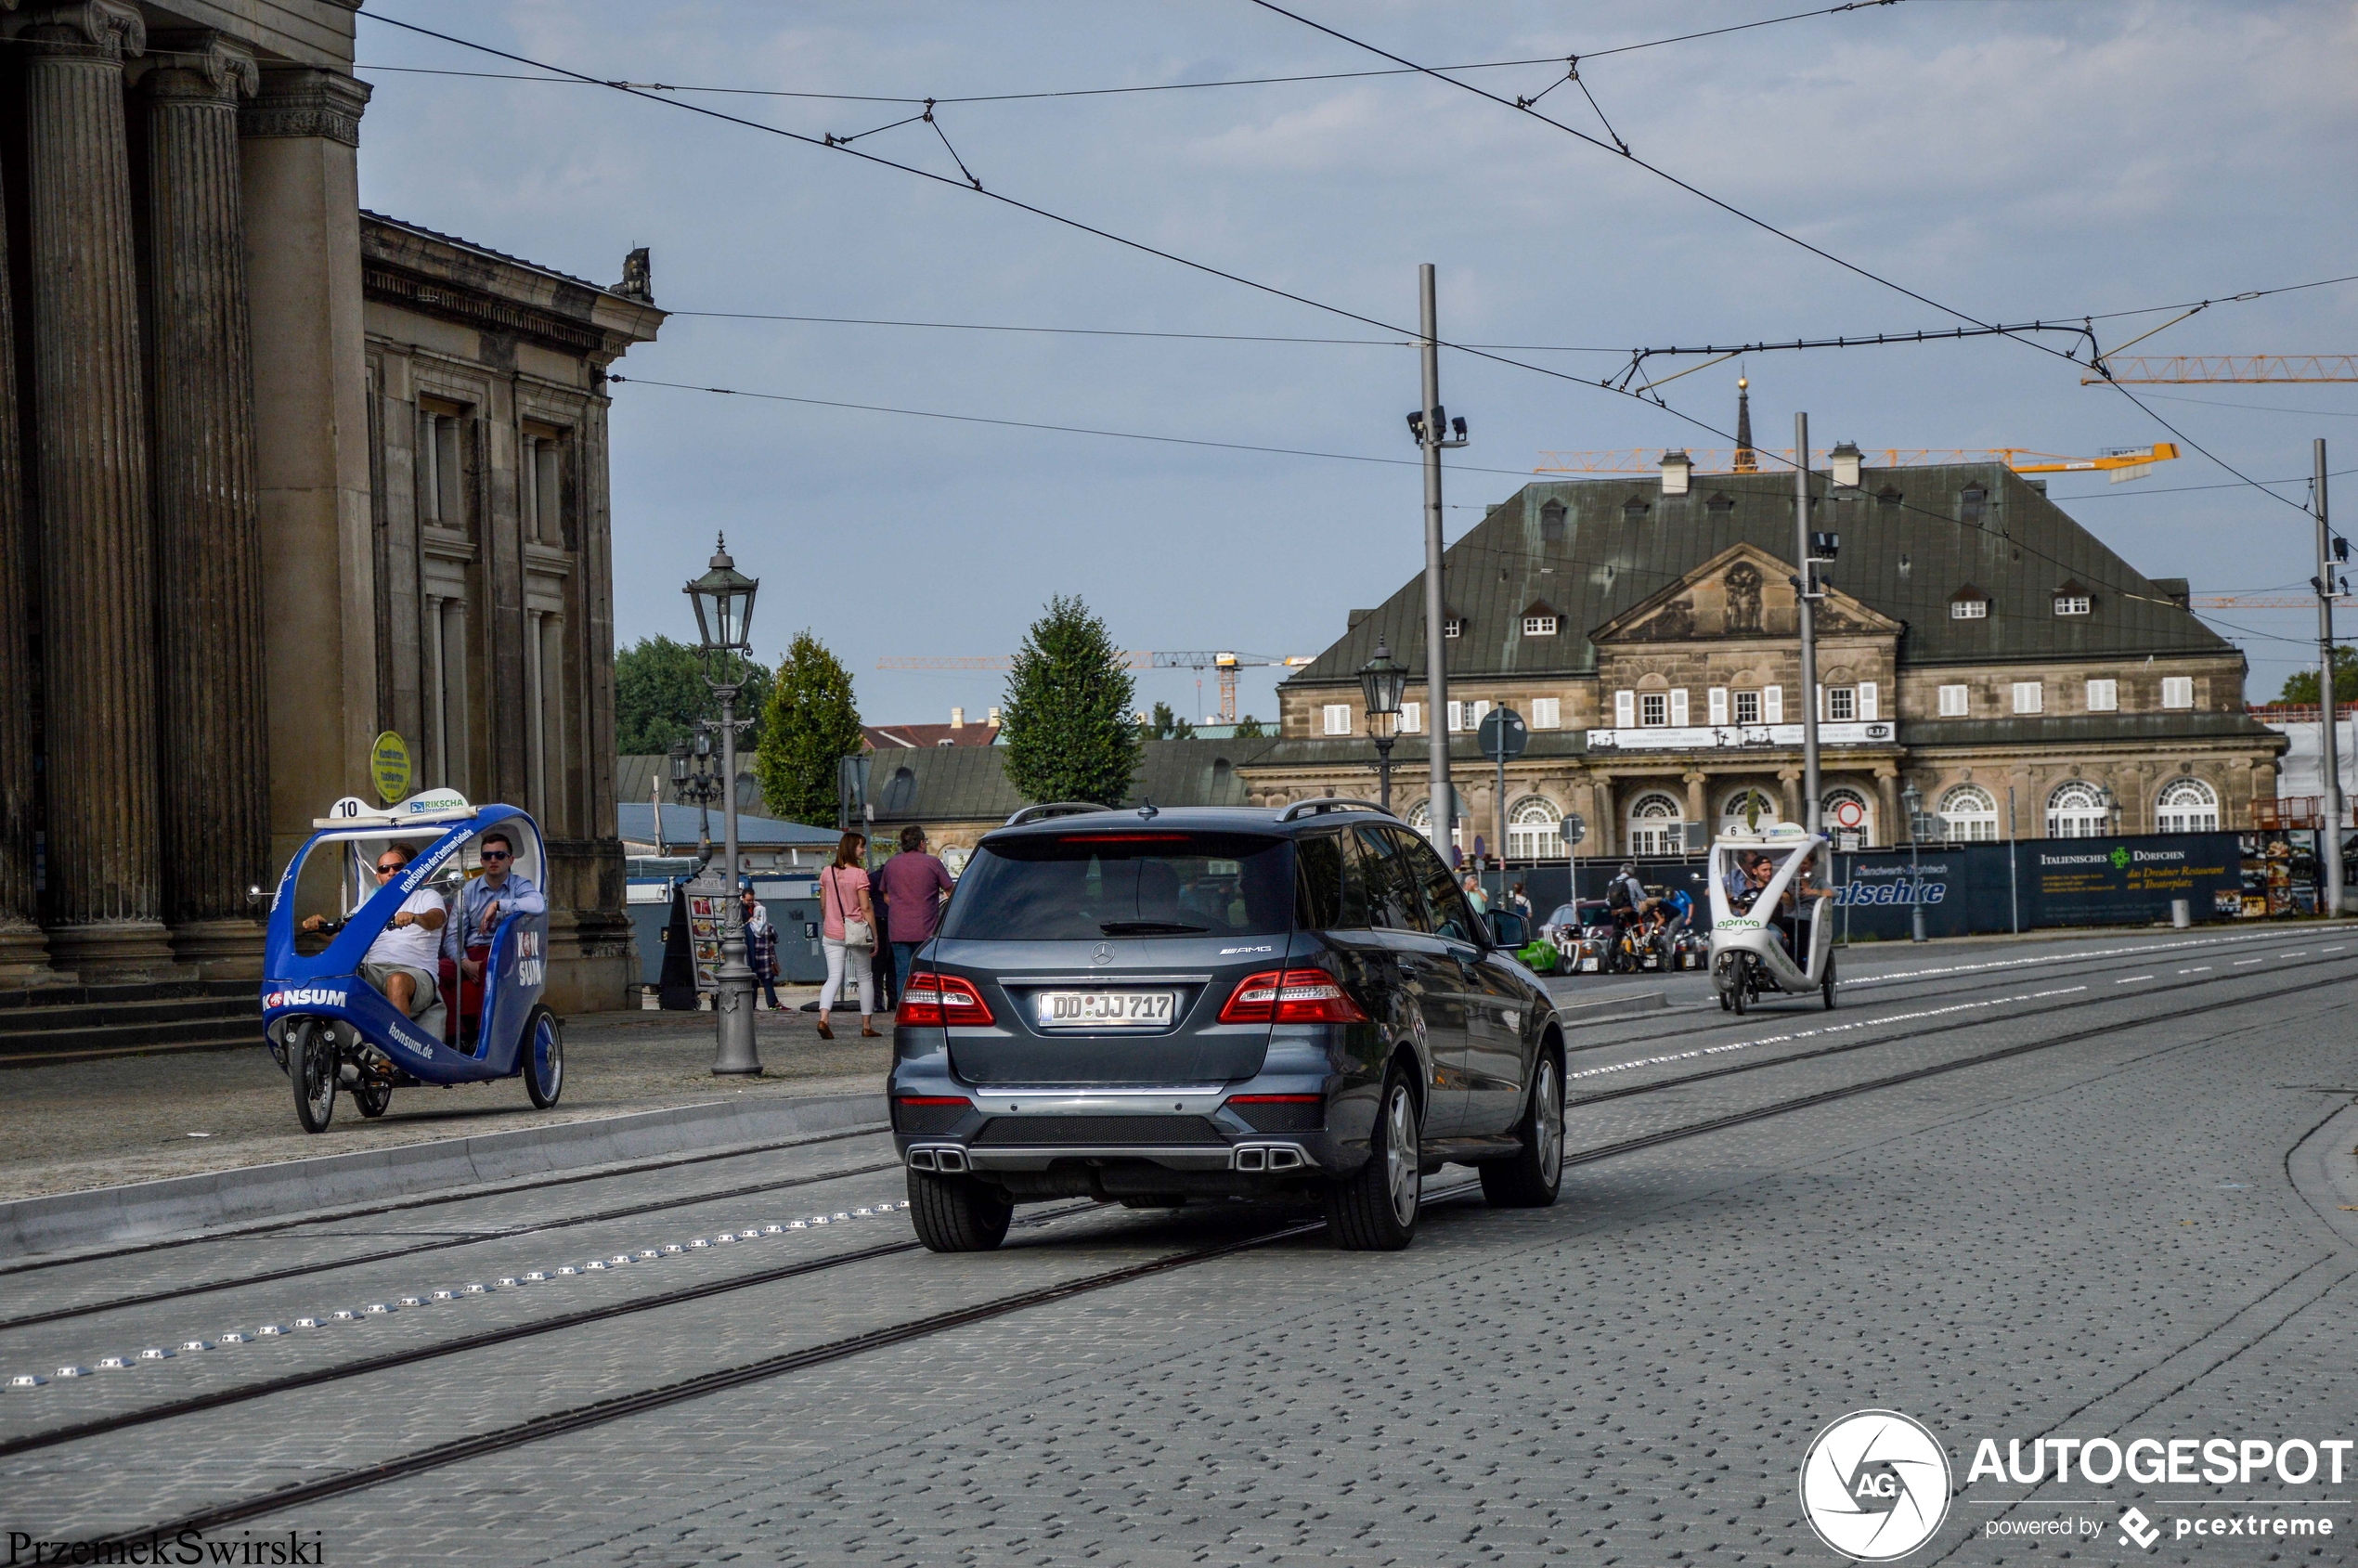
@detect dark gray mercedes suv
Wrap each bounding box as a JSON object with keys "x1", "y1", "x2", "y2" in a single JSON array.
[{"x1": 888, "y1": 799, "x2": 1566, "y2": 1251}]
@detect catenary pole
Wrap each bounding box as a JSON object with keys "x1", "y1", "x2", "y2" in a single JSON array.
[
  {"x1": 2318, "y1": 437, "x2": 2344, "y2": 917},
  {"x1": 1794, "y1": 411, "x2": 1821, "y2": 834},
  {"x1": 1419, "y1": 264, "x2": 1453, "y2": 852}
]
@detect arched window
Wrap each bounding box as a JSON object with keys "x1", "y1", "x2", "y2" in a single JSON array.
[
  {"x1": 1821, "y1": 787, "x2": 1873, "y2": 841},
  {"x1": 2156, "y1": 777, "x2": 2220, "y2": 833},
  {"x1": 1406, "y1": 799, "x2": 1462, "y2": 851},
  {"x1": 1719, "y1": 787, "x2": 1778, "y2": 836},
  {"x1": 1508, "y1": 797, "x2": 1565, "y2": 861},
  {"x1": 2046, "y1": 781, "x2": 2110, "y2": 839},
  {"x1": 1626, "y1": 792, "x2": 1684, "y2": 857},
  {"x1": 1938, "y1": 784, "x2": 1999, "y2": 842}
]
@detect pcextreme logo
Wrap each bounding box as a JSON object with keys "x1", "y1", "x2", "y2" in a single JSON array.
[
  {"x1": 1800, "y1": 1410, "x2": 1953, "y2": 1561},
  {"x1": 2110, "y1": 846, "x2": 2131, "y2": 870}
]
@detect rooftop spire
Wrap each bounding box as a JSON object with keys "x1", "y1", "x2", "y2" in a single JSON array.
[{"x1": 1733, "y1": 375, "x2": 1756, "y2": 473}]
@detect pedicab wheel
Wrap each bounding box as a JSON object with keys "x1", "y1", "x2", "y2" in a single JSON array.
[
  {"x1": 1821, "y1": 952, "x2": 1837, "y2": 1011},
  {"x1": 352, "y1": 1075, "x2": 391, "y2": 1118},
  {"x1": 523, "y1": 1005, "x2": 564, "y2": 1109},
  {"x1": 1481, "y1": 1050, "x2": 1563, "y2": 1208},
  {"x1": 1730, "y1": 958, "x2": 1750, "y2": 1016},
  {"x1": 1325, "y1": 1067, "x2": 1421, "y2": 1251},
  {"x1": 292, "y1": 1020, "x2": 336, "y2": 1134},
  {"x1": 906, "y1": 1168, "x2": 1012, "y2": 1252}
]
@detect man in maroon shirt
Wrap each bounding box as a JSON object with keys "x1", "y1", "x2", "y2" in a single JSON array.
[{"x1": 877, "y1": 824, "x2": 956, "y2": 999}]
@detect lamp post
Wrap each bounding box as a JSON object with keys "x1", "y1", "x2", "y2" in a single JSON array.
[
  {"x1": 1901, "y1": 780, "x2": 1927, "y2": 943},
  {"x1": 671, "y1": 734, "x2": 723, "y2": 863},
  {"x1": 686, "y1": 535, "x2": 761, "y2": 1077},
  {"x1": 1359, "y1": 639, "x2": 1408, "y2": 812}
]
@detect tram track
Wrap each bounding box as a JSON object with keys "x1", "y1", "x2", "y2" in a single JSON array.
[
  {"x1": 0, "y1": 1154, "x2": 903, "y2": 1333},
  {"x1": 0, "y1": 1120, "x2": 891, "y2": 1280},
  {"x1": 1563, "y1": 942, "x2": 2358, "y2": 1107},
  {"x1": 37, "y1": 954, "x2": 2358, "y2": 1543}
]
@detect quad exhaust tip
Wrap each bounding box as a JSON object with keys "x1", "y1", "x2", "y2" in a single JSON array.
[
  {"x1": 1232, "y1": 1144, "x2": 1308, "y2": 1173},
  {"x1": 908, "y1": 1145, "x2": 968, "y2": 1173}
]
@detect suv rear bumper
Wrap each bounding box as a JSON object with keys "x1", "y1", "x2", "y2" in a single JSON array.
[
  {"x1": 905, "y1": 1141, "x2": 1313, "y2": 1174},
  {"x1": 887, "y1": 1079, "x2": 1347, "y2": 1180}
]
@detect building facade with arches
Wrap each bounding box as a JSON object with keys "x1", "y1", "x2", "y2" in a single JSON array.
[{"x1": 1245, "y1": 456, "x2": 2283, "y2": 856}]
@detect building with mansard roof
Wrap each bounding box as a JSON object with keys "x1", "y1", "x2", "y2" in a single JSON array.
[
  {"x1": 1250, "y1": 402, "x2": 2282, "y2": 859},
  {"x1": 0, "y1": 2, "x2": 660, "y2": 1011}
]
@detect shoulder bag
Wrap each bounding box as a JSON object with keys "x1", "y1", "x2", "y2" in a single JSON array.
[{"x1": 832, "y1": 867, "x2": 875, "y2": 949}]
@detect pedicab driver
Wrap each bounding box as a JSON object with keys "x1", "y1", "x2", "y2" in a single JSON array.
[
  {"x1": 299, "y1": 842, "x2": 446, "y2": 1017},
  {"x1": 446, "y1": 829, "x2": 548, "y2": 984}
]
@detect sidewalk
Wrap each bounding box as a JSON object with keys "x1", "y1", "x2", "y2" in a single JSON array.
[{"x1": 1, "y1": 988, "x2": 887, "y2": 1204}]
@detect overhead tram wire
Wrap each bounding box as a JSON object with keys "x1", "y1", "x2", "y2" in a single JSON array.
[
  {"x1": 1243, "y1": 0, "x2": 2319, "y2": 518},
  {"x1": 357, "y1": 14, "x2": 2275, "y2": 612},
  {"x1": 353, "y1": 4, "x2": 1899, "y2": 107}
]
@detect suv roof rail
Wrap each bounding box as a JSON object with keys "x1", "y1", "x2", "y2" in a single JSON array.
[
  {"x1": 1277, "y1": 797, "x2": 1393, "y2": 823},
  {"x1": 1004, "y1": 801, "x2": 1117, "y2": 827}
]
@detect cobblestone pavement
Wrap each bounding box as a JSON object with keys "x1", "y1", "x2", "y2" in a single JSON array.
[
  {"x1": 0, "y1": 997, "x2": 887, "y2": 1201},
  {"x1": 5, "y1": 929, "x2": 2356, "y2": 1565}
]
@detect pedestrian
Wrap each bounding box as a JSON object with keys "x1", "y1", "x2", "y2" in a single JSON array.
[
  {"x1": 741, "y1": 885, "x2": 782, "y2": 1011},
  {"x1": 1460, "y1": 872, "x2": 1489, "y2": 915},
  {"x1": 876, "y1": 824, "x2": 956, "y2": 1000},
  {"x1": 1509, "y1": 882, "x2": 1533, "y2": 921},
  {"x1": 817, "y1": 831, "x2": 878, "y2": 1041}
]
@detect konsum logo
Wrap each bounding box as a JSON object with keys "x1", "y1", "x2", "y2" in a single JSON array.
[{"x1": 1800, "y1": 1410, "x2": 1954, "y2": 1561}]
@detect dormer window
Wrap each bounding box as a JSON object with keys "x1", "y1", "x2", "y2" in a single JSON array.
[
  {"x1": 1623, "y1": 496, "x2": 1650, "y2": 522},
  {"x1": 1704, "y1": 491, "x2": 1735, "y2": 515},
  {"x1": 1960, "y1": 486, "x2": 1987, "y2": 525},
  {"x1": 1950, "y1": 598, "x2": 1989, "y2": 619},
  {"x1": 1539, "y1": 499, "x2": 1566, "y2": 543},
  {"x1": 1442, "y1": 617, "x2": 1464, "y2": 639},
  {"x1": 1876, "y1": 485, "x2": 1903, "y2": 509},
  {"x1": 2053, "y1": 582, "x2": 2092, "y2": 616},
  {"x1": 1522, "y1": 614, "x2": 1558, "y2": 637}
]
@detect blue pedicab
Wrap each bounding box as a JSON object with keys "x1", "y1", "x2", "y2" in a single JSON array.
[{"x1": 262, "y1": 790, "x2": 563, "y2": 1133}]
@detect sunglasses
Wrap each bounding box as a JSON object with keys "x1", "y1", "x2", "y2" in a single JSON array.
[
  {"x1": 375, "y1": 861, "x2": 407, "y2": 875},
  {"x1": 480, "y1": 849, "x2": 512, "y2": 861}
]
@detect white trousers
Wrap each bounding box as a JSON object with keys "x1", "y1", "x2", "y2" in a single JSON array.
[{"x1": 821, "y1": 938, "x2": 875, "y2": 1015}]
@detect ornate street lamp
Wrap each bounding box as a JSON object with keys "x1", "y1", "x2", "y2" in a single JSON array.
[
  {"x1": 1900, "y1": 781, "x2": 1927, "y2": 944},
  {"x1": 1358, "y1": 639, "x2": 1409, "y2": 813},
  {"x1": 685, "y1": 535, "x2": 761, "y2": 1077}
]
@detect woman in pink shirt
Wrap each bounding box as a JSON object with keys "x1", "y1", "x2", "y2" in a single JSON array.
[{"x1": 818, "y1": 832, "x2": 879, "y2": 1040}]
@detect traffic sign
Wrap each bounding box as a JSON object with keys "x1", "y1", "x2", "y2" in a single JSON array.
[
  {"x1": 1562, "y1": 812, "x2": 1587, "y2": 848},
  {"x1": 1478, "y1": 706, "x2": 1528, "y2": 762},
  {"x1": 370, "y1": 731, "x2": 412, "y2": 805},
  {"x1": 1833, "y1": 797, "x2": 1866, "y2": 830}
]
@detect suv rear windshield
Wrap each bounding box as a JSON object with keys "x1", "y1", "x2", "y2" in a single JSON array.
[{"x1": 939, "y1": 831, "x2": 1293, "y2": 941}]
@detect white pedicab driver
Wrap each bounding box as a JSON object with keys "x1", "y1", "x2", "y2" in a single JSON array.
[{"x1": 299, "y1": 841, "x2": 447, "y2": 1018}]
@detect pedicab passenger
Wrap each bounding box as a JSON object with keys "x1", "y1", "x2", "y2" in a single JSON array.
[
  {"x1": 445, "y1": 830, "x2": 548, "y2": 985},
  {"x1": 299, "y1": 841, "x2": 446, "y2": 1017}
]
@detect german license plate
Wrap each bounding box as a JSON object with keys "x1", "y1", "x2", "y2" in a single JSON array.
[{"x1": 1034, "y1": 991, "x2": 1176, "y2": 1029}]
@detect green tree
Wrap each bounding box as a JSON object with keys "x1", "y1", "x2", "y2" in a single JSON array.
[
  {"x1": 2278, "y1": 646, "x2": 2358, "y2": 705},
  {"x1": 1232, "y1": 714, "x2": 1267, "y2": 738},
  {"x1": 615, "y1": 635, "x2": 770, "y2": 756},
  {"x1": 1001, "y1": 595, "x2": 1138, "y2": 805},
  {"x1": 754, "y1": 630, "x2": 865, "y2": 827},
  {"x1": 1140, "y1": 701, "x2": 1196, "y2": 741}
]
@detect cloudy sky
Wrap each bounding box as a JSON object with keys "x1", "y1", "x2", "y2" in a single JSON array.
[{"x1": 355, "y1": 0, "x2": 2358, "y2": 724}]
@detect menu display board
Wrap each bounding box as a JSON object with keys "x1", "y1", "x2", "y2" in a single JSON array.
[{"x1": 686, "y1": 892, "x2": 725, "y2": 992}]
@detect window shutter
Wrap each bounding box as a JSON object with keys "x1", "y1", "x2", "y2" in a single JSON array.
[
  {"x1": 1322, "y1": 704, "x2": 1351, "y2": 735},
  {"x1": 2161, "y1": 677, "x2": 2193, "y2": 710},
  {"x1": 1400, "y1": 702, "x2": 1420, "y2": 732},
  {"x1": 1763, "y1": 686, "x2": 1783, "y2": 723},
  {"x1": 1938, "y1": 684, "x2": 1968, "y2": 718},
  {"x1": 1859, "y1": 681, "x2": 1878, "y2": 720},
  {"x1": 1532, "y1": 697, "x2": 1561, "y2": 730},
  {"x1": 1447, "y1": 700, "x2": 1464, "y2": 733},
  {"x1": 1471, "y1": 700, "x2": 1490, "y2": 731},
  {"x1": 2014, "y1": 681, "x2": 2043, "y2": 714},
  {"x1": 1614, "y1": 690, "x2": 1636, "y2": 728},
  {"x1": 1707, "y1": 687, "x2": 1729, "y2": 725},
  {"x1": 1669, "y1": 689, "x2": 1690, "y2": 726}
]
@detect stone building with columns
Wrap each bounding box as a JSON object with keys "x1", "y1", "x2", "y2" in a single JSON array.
[
  {"x1": 0, "y1": 1, "x2": 661, "y2": 1013},
  {"x1": 1247, "y1": 455, "x2": 2283, "y2": 859}
]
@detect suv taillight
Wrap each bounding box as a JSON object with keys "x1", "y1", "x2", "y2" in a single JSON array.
[
  {"x1": 1218, "y1": 968, "x2": 1368, "y2": 1025},
  {"x1": 898, "y1": 972, "x2": 994, "y2": 1028}
]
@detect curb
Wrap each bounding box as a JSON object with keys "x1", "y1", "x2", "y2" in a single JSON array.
[{"x1": 0, "y1": 1090, "x2": 888, "y2": 1260}]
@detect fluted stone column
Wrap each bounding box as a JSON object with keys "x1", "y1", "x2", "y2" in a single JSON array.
[
  {"x1": 22, "y1": 2, "x2": 176, "y2": 977},
  {"x1": 145, "y1": 34, "x2": 269, "y2": 975},
  {"x1": 0, "y1": 149, "x2": 61, "y2": 985}
]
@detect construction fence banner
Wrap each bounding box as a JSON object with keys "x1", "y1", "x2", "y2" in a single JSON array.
[{"x1": 1505, "y1": 832, "x2": 2245, "y2": 940}]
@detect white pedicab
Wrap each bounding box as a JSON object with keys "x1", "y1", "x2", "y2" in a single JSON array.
[{"x1": 1706, "y1": 824, "x2": 1836, "y2": 1015}]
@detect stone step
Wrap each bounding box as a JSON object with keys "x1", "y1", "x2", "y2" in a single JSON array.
[
  {"x1": 0, "y1": 1006, "x2": 261, "y2": 1064},
  {"x1": 0, "y1": 992, "x2": 253, "y2": 1037},
  {"x1": 0, "y1": 976, "x2": 250, "y2": 1013}
]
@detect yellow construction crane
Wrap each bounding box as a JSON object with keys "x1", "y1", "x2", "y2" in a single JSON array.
[
  {"x1": 2194, "y1": 595, "x2": 2346, "y2": 610},
  {"x1": 1533, "y1": 444, "x2": 2180, "y2": 480},
  {"x1": 2085, "y1": 356, "x2": 2358, "y2": 384},
  {"x1": 876, "y1": 650, "x2": 1314, "y2": 724}
]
